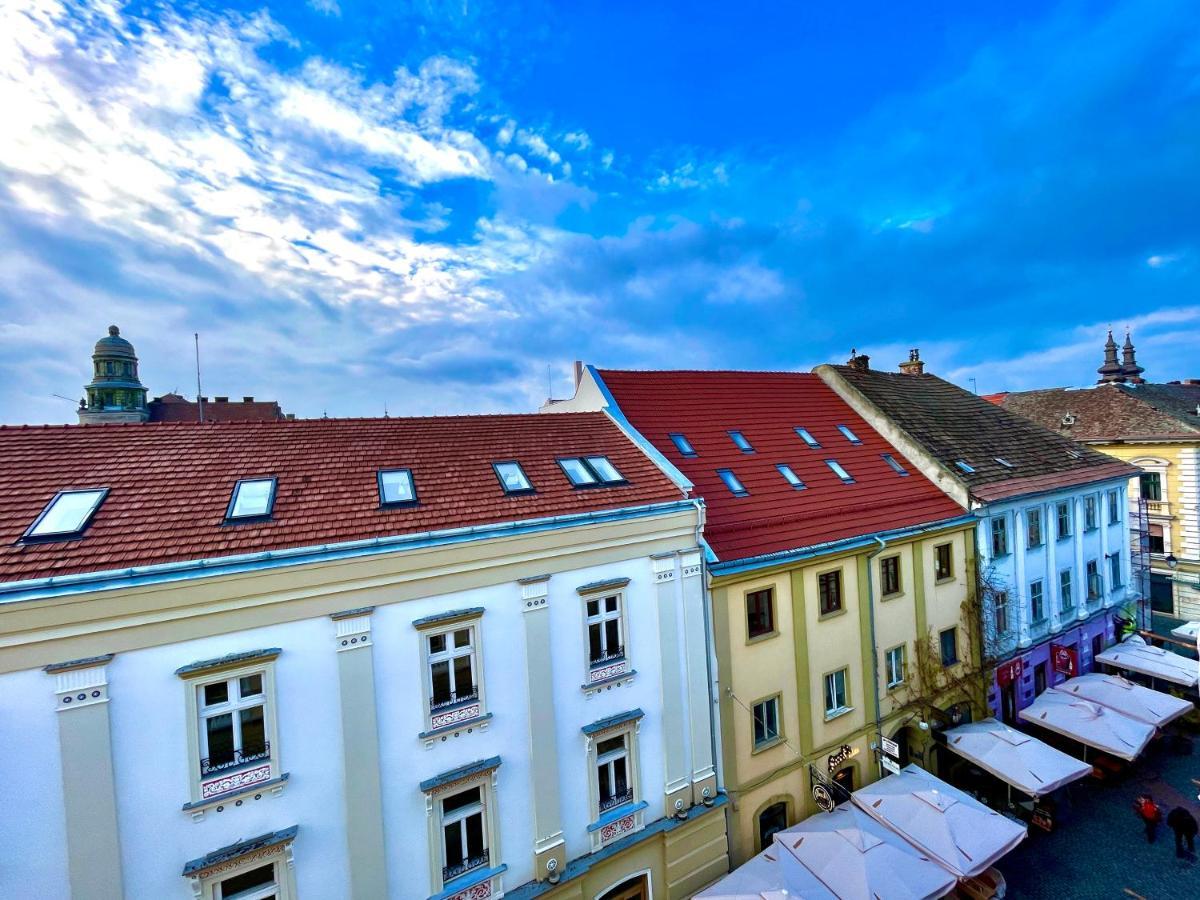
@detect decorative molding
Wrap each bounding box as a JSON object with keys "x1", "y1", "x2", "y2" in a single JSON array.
[
  {"x1": 51, "y1": 660, "x2": 109, "y2": 710},
  {"x1": 182, "y1": 773, "x2": 289, "y2": 819},
  {"x1": 576, "y1": 576, "x2": 631, "y2": 595},
  {"x1": 175, "y1": 648, "x2": 280, "y2": 680},
  {"x1": 330, "y1": 605, "x2": 375, "y2": 620},
  {"x1": 334, "y1": 611, "x2": 372, "y2": 651},
  {"x1": 430, "y1": 702, "x2": 483, "y2": 732},
  {"x1": 420, "y1": 756, "x2": 502, "y2": 795},
  {"x1": 680, "y1": 549, "x2": 703, "y2": 578},
  {"x1": 182, "y1": 825, "x2": 298, "y2": 878},
  {"x1": 587, "y1": 659, "x2": 630, "y2": 684},
  {"x1": 520, "y1": 576, "x2": 549, "y2": 613},
  {"x1": 652, "y1": 554, "x2": 676, "y2": 583},
  {"x1": 200, "y1": 762, "x2": 272, "y2": 800},
  {"x1": 420, "y1": 712, "x2": 493, "y2": 748},
  {"x1": 413, "y1": 608, "x2": 485, "y2": 631},
  {"x1": 581, "y1": 707, "x2": 644, "y2": 737}
]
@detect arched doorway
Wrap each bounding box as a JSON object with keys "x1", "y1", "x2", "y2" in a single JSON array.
[
  {"x1": 599, "y1": 873, "x2": 650, "y2": 900},
  {"x1": 757, "y1": 801, "x2": 788, "y2": 850},
  {"x1": 832, "y1": 764, "x2": 855, "y2": 795}
]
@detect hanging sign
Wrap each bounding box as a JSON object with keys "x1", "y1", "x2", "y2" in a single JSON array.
[
  {"x1": 1051, "y1": 643, "x2": 1078, "y2": 677},
  {"x1": 881, "y1": 737, "x2": 900, "y2": 759},
  {"x1": 881, "y1": 755, "x2": 901, "y2": 775},
  {"x1": 809, "y1": 764, "x2": 849, "y2": 812},
  {"x1": 996, "y1": 657, "x2": 1024, "y2": 687}
]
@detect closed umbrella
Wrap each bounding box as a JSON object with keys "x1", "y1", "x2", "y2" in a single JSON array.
[
  {"x1": 1018, "y1": 690, "x2": 1154, "y2": 761},
  {"x1": 1054, "y1": 674, "x2": 1193, "y2": 727},
  {"x1": 944, "y1": 718, "x2": 1091, "y2": 797}
]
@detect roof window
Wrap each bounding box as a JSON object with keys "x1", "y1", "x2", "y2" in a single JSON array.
[
  {"x1": 795, "y1": 427, "x2": 821, "y2": 449},
  {"x1": 954, "y1": 460, "x2": 976, "y2": 474},
  {"x1": 729, "y1": 431, "x2": 755, "y2": 453},
  {"x1": 226, "y1": 478, "x2": 276, "y2": 521},
  {"x1": 23, "y1": 488, "x2": 109, "y2": 541},
  {"x1": 668, "y1": 432, "x2": 697, "y2": 457},
  {"x1": 559, "y1": 456, "x2": 626, "y2": 487},
  {"x1": 716, "y1": 469, "x2": 749, "y2": 497},
  {"x1": 837, "y1": 424, "x2": 863, "y2": 445},
  {"x1": 825, "y1": 460, "x2": 855, "y2": 484},
  {"x1": 995, "y1": 457, "x2": 1014, "y2": 469},
  {"x1": 1066, "y1": 448, "x2": 1083, "y2": 460},
  {"x1": 584, "y1": 456, "x2": 625, "y2": 484},
  {"x1": 881, "y1": 454, "x2": 909, "y2": 476},
  {"x1": 378, "y1": 469, "x2": 417, "y2": 506},
  {"x1": 493, "y1": 461, "x2": 534, "y2": 494},
  {"x1": 776, "y1": 464, "x2": 806, "y2": 490}
]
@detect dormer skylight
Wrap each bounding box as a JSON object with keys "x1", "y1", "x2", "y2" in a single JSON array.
[
  {"x1": 955, "y1": 460, "x2": 976, "y2": 474},
  {"x1": 881, "y1": 454, "x2": 909, "y2": 476},
  {"x1": 825, "y1": 459, "x2": 855, "y2": 484},
  {"x1": 717, "y1": 469, "x2": 749, "y2": 497},
  {"x1": 729, "y1": 431, "x2": 755, "y2": 453},
  {"x1": 559, "y1": 456, "x2": 626, "y2": 487},
  {"x1": 995, "y1": 457, "x2": 1014, "y2": 469},
  {"x1": 378, "y1": 469, "x2": 417, "y2": 506},
  {"x1": 837, "y1": 424, "x2": 863, "y2": 445},
  {"x1": 669, "y1": 432, "x2": 697, "y2": 457},
  {"x1": 23, "y1": 488, "x2": 109, "y2": 541},
  {"x1": 795, "y1": 427, "x2": 821, "y2": 449},
  {"x1": 493, "y1": 461, "x2": 534, "y2": 494},
  {"x1": 226, "y1": 478, "x2": 276, "y2": 521},
  {"x1": 776, "y1": 464, "x2": 806, "y2": 489}
]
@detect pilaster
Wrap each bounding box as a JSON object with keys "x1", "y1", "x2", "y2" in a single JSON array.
[
  {"x1": 1014, "y1": 509, "x2": 1031, "y2": 647},
  {"x1": 1074, "y1": 496, "x2": 1088, "y2": 621},
  {"x1": 1046, "y1": 504, "x2": 1061, "y2": 633},
  {"x1": 679, "y1": 550, "x2": 717, "y2": 806},
  {"x1": 652, "y1": 554, "x2": 692, "y2": 814}
]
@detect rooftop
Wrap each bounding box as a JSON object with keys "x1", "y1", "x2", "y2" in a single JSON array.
[
  {"x1": 996, "y1": 382, "x2": 1200, "y2": 442},
  {"x1": 147, "y1": 393, "x2": 288, "y2": 423}
]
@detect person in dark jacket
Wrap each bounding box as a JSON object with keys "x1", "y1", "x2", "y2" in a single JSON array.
[
  {"x1": 1167, "y1": 806, "x2": 1198, "y2": 857},
  {"x1": 1134, "y1": 794, "x2": 1162, "y2": 843}
]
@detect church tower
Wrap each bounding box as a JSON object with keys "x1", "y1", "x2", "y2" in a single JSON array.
[{"x1": 77, "y1": 325, "x2": 149, "y2": 424}]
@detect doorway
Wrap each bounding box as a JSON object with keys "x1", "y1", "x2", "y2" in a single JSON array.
[
  {"x1": 1000, "y1": 682, "x2": 1018, "y2": 726},
  {"x1": 1150, "y1": 573, "x2": 1174, "y2": 614},
  {"x1": 599, "y1": 874, "x2": 650, "y2": 900},
  {"x1": 1034, "y1": 662, "x2": 1048, "y2": 697},
  {"x1": 757, "y1": 802, "x2": 788, "y2": 851},
  {"x1": 832, "y1": 765, "x2": 855, "y2": 795}
]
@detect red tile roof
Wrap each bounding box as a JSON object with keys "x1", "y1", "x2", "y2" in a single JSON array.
[
  {"x1": 0, "y1": 414, "x2": 684, "y2": 583},
  {"x1": 148, "y1": 393, "x2": 287, "y2": 423},
  {"x1": 597, "y1": 370, "x2": 967, "y2": 563}
]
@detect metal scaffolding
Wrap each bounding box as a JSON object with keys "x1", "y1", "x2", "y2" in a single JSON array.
[{"x1": 1128, "y1": 496, "x2": 1152, "y2": 632}]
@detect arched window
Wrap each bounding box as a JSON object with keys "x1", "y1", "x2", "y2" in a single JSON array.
[
  {"x1": 598, "y1": 874, "x2": 649, "y2": 900},
  {"x1": 758, "y1": 801, "x2": 788, "y2": 850}
]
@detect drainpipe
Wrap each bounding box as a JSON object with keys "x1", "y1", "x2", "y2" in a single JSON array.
[
  {"x1": 866, "y1": 535, "x2": 888, "y2": 778},
  {"x1": 694, "y1": 500, "x2": 726, "y2": 794}
]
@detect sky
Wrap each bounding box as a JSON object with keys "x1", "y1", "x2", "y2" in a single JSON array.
[{"x1": 2, "y1": 0, "x2": 1199, "y2": 423}]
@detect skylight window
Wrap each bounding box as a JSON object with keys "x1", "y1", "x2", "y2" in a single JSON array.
[
  {"x1": 378, "y1": 469, "x2": 417, "y2": 506},
  {"x1": 668, "y1": 432, "x2": 697, "y2": 457},
  {"x1": 23, "y1": 488, "x2": 108, "y2": 541},
  {"x1": 825, "y1": 460, "x2": 855, "y2": 484},
  {"x1": 881, "y1": 454, "x2": 909, "y2": 476},
  {"x1": 584, "y1": 456, "x2": 625, "y2": 484},
  {"x1": 837, "y1": 425, "x2": 863, "y2": 445},
  {"x1": 995, "y1": 457, "x2": 1014, "y2": 469},
  {"x1": 776, "y1": 464, "x2": 806, "y2": 489},
  {"x1": 559, "y1": 456, "x2": 626, "y2": 487},
  {"x1": 559, "y1": 457, "x2": 598, "y2": 486},
  {"x1": 954, "y1": 460, "x2": 976, "y2": 474},
  {"x1": 226, "y1": 478, "x2": 277, "y2": 520},
  {"x1": 1066, "y1": 448, "x2": 1083, "y2": 460},
  {"x1": 493, "y1": 461, "x2": 534, "y2": 494},
  {"x1": 729, "y1": 431, "x2": 755, "y2": 453},
  {"x1": 716, "y1": 469, "x2": 749, "y2": 497},
  {"x1": 795, "y1": 427, "x2": 821, "y2": 449}
]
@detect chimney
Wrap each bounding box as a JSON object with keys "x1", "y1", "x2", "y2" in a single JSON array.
[
  {"x1": 243, "y1": 396, "x2": 254, "y2": 403},
  {"x1": 898, "y1": 348, "x2": 925, "y2": 376},
  {"x1": 846, "y1": 348, "x2": 871, "y2": 372},
  {"x1": 215, "y1": 396, "x2": 229, "y2": 403},
  {"x1": 573, "y1": 360, "x2": 584, "y2": 391}
]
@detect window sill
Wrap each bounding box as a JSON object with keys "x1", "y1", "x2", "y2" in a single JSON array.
[
  {"x1": 581, "y1": 667, "x2": 637, "y2": 696},
  {"x1": 880, "y1": 591, "x2": 903, "y2": 602},
  {"x1": 823, "y1": 706, "x2": 854, "y2": 722},
  {"x1": 751, "y1": 735, "x2": 785, "y2": 755},
  {"x1": 934, "y1": 576, "x2": 956, "y2": 585},
  {"x1": 587, "y1": 799, "x2": 648, "y2": 833},
  {"x1": 183, "y1": 772, "x2": 289, "y2": 820},
  {"x1": 818, "y1": 606, "x2": 847, "y2": 622},
  {"x1": 885, "y1": 681, "x2": 905, "y2": 692},
  {"x1": 432, "y1": 863, "x2": 509, "y2": 900},
  {"x1": 420, "y1": 711, "x2": 493, "y2": 745},
  {"x1": 746, "y1": 629, "x2": 780, "y2": 645}
]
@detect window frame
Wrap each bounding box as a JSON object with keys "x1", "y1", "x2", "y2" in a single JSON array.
[
  {"x1": 994, "y1": 590, "x2": 1009, "y2": 636},
  {"x1": 188, "y1": 837, "x2": 298, "y2": 900},
  {"x1": 1059, "y1": 569, "x2": 1074, "y2": 612},
  {"x1": 21, "y1": 487, "x2": 110, "y2": 542},
  {"x1": 1030, "y1": 579, "x2": 1046, "y2": 623},
  {"x1": 1108, "y1": 553, "x2": 1123, "y2": 588},
  {"x1": 884, "y1": 644, "x2": 906, "y2": 689},
  {"x1": 422, "y1": 764, "x2": 502, "y2": 894},
  {"x1": 717, "y1": 468, "x2": 749, "y2": 497},
  {"x1": 1107, "y1": 489, "x2": 1121, "y2": 524},
  {"x1": 728, "y1": 430, "x2": 756, "y2": 453},
  {"x1": 817, "y1": 569, "x2": 844, "y2": 618},
  {"x1": 1084, "y1": 494, "x2": 1098, "y2": 531},
  {"x1": 825, "y1": 459, "x2": 855, "y2": 484},
  {"x1": 836, "y1": 424, "x2": 863, "y2": 445},
  {"x1": 417, "y1": 611, "x2": 488, "y2": 735},
  {"x1": 1086, "y1": 559, "x2": 1102, "y2": 601},
  {"x1": 584, "y1": 715, "x2": 644, "y2": 849},
  {"x1": 751, "y1": 693, "x2": 783, "y2": 750},
  {"x1": 879, "y1": 554, "x2": 902, "y2": 598},
  {"x1": 955, "y1": 459, "x2": 976, "y2": 473},
  {"x1": 584, "y1": 590, "x2": 629, "y2": 670},
  {"x1": 668, "y1": 432, "x2": 697, "y2": 457},
  {"x1": 1026, "y1": 507, "x2": 1043, "y2": 548},
  {"x1": 990, "y1": 515, "x2": 1009, "y2": 557},
  {"x1": 939, "y1": 627, "x2": 959, "y2": 667},
  {"x1": 934, "y1": 542, "x2": 954, "y2": 582},
  {"x1": 1139, "y1": 471, "x2": 1163, "y2": 502},
  {"x1": 492, "y1": 460, "x2": 535, "y2": 495},
  {"x1": 745, "y1": 586, "x2": 777, "y2": 641},
  {"x1": 557, "y1": 455, "x2": 627, "y2": 488},
  {"x1": 776, "y1": 463, "x2": 806, "y2": 490},
  {"x1": 377, "y1": 468, "x2": 418, "y2": 507},
  {"x1": 224, "y1": 477, "x2": 278, "y2": 523},
  {"x1": 881, "y1": 453, "x2": 909, "y2": 476},
  {"x1": 794, "y1": 427, "x2": 822, "y2": 448},
  {"x1": 1055, "y1": 501, "x2": 1072, "y2": 541},
  {"x1": 823, "y1": 667, "x2": 851, "y2": 720}
]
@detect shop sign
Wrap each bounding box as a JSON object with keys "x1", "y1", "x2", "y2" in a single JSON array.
[
  {"x1": 881, "y1": 737, "x2": 900, "y2": 758},
  {"x1": 1032, "y1": 804, "x2": 1054, "y2": 832},
  {"x1": 809, "y1": 765, "x2": 839, "y2": 813},
  {"x1": 828, "y1": 744, "x2": 859, "y2": 773},
  {"x1": 996, "y1": 657, "x2": 1024, "y2": 687},
  {"x1": 1051, "y1": 643, "x2": 1077, "y2": 677},
  {"x1": 881, "y1": 755, "x2": 901, "y2": 775}
]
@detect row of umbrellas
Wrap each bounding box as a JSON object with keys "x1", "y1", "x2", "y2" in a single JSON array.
[{"x1": 1094, "y1": 633, "x2": 1198, "y2": 689}]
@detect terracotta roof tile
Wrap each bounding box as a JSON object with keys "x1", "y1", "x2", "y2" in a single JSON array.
[{"x1": 998, "y1": 383, "x2": 1200, "y2": 441}]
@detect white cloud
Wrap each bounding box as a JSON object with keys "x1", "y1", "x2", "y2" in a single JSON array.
[{"x1": 307, "y1": 0, "x2": 341, "y2": 16}]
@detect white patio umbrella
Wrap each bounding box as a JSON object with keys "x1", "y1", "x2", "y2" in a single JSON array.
[
  {"x1": 1018, "y1": 690, "x2": 1155, "y2": 761},
  {"x1": 694, "y1": 843, "x2": 837, "y2": 900},
  {"x1": 943, "y1": 718, "x2": 1092, "y2": 798},
  {"x1": 1054, "y1": 673, "x2": 1194, "y2": 727},
  {"x1": 1170, "y1": 621, "x2": 1200, "y2": 643},
  {"x1": 1095, "y1": 635, "x2": 1198, "y2": 688},
  {"x1": 851, "y1": 765, "x2": 1027, "y2": 878}
]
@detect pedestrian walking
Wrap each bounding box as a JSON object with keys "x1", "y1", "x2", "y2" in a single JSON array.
[
  {"x1": 1167, "y1": 806, "x2": 1198, "y2": 858},
  {"x1": 1134, "y1": 794, "x2": 1162, "y2": 843}
]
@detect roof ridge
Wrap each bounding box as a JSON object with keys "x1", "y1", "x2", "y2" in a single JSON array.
[{"x1": 0, "y1": 411, "x2": 608, "y2": 431}]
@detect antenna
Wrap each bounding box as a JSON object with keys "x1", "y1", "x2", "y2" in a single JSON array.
[
  {"x1": 547, "y1": 364, "x2": 553, "y2": 400},
  {"x1": 194, "y1": 333, "x2": 205, "y2": 423},
  {"x1": 51, "y1": 393, "x2": 79, "y2": 405},
  {"x1": 969, "y1": 377, "x2": 978, "y2": 395}
]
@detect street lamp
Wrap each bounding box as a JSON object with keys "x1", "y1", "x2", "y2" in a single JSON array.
[{"x1": 1166, "y1": 554, "x2": 1179, "y2": 570}]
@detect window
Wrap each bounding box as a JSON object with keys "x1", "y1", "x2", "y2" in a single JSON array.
[
  {"x1": 1084, "y1": 495, "x2": 1098, "y2": 530},
  {"x1": 934, "y1": 543, "x2": 954, "y2": 581},
  {"x1": 729, "y1": 431, "x2": 755, "y2": 453},
  {"x1": 955, "y1": 459, "x2": 976, "y2": 473},
  {"x1": 1139, "y1": 472, "x2": 1163, "y2": 501},
  {"x1": 1148, "y1": 523, "x2": 1165, "y2": 554},
  {"x1": 818, "y1": 570, "x2": 842, "y2": 616},
  {"x1": 881, "y1": 453, "x2": 909, "y2": 476},
  {"x1": 428, "y1": 628, "x2": 478, "y2": 713},
  {"x1": 668, "y1": 432, "x2": 697, "y2": 457},
  {"x1": 990, "y1": 516, "x2": 1009, "y2": 557},
  {"x1": 746, "y1": 588, "x2": 775, "y2": 639},
  {"x1": 795, "y1": 427, "x2": 821, "y2": 448},
  {"x1": 441, "y1": 785, "x2": 489, "y2": 883},
  {"x1": 217, "y1": 863, "x2": 278, "y2": 900},
  {"x1": 1030, "y1": 580, "x2": 1046, "y2": 623},
  {"x1": 596, "y1": 733, "x2": 633, "y2": 813},
  {"x1": 994, "y1": 591, "x2": 1009, "y2": 635},
  {"x1": 197, "y1": 673, "x2": 269, "y2": 778},
  {"x1": 837, "y1": 424, "x2": 862, "y2": 444},
  {"x1": 378, "y1": 469, "x2": 417, "y2": 506},
  {"x1": 583, "y1": 713, "x2": 644, "y2": 846},
  {"x1": 1026, "y1": 508, "x2": 1043, "y2": 548},
  {"x1": 585, "y1": 456, "x2": 625, "y2": 484},
  {"x1": 587, "y1": 594, "x2": 625, "y2": 666},
  {"x1": 1056, "y1": 501, "x2": 1072, "y2": 540},
  {"x1": 188, "y1": 833, "x2": 298, "y2": 900},
  {"x1": 560, "y1": 457, "x2": 598, "y2": 486},
  {"x1": 885, "y1": 645, "x2": 905, "y2": 688},
  {"x1": 226, "y1": 478, "x2": 276, "y2": 520},
  {"x1": 776, "y1": 463, "x2": 806, "y2": 489},
  {"x1": 1109, "y1": 553, "x2": 1123, "y2": 588},
  {"x1": 880, "y1": 555, "x2": 901, "y2": 596},
  {"x1": 939, "y1": 628, "x2": 959, "y2": 666},
  {"x1": 823, "y1": 668, "x2": 849, "y2": 718},
  {"x1": 1086, "y1": 560, "x2": 1102, "y2": 601},
  {"x1": 1107, "y1": 489, "x2": 1120, "y2": 524},
  {"x1": 23, "y1": 488, "x2": 108, "y2": 541},
  {"x1": 758, "y1": 802, "x2": 788, "y2": 851},
  {"x1": 717, "y1": 468, "x2": 749, "y2": 496},
  {"x1": 1059, "y1": 569, "x2": 1073, "y2": 612},
  {"x1": 825, "y1": 459, "x2": 855, "y2": 484},
  {"x1": 559, "y1": 456, "x2": 626, "y2": 487},
  {"x1": 752, "y1": 696, "x2": 781, "y2": 748},
  {"x1": 995, "y1": 457, "x2": 1014, "y2": 468},
  {"x1": 493, "y1": 461, "x2": 533, "y2": 494}
]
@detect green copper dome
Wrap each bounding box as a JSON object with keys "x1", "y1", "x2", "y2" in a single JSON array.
[{"x1": 79, "y1": 324, "x2": 149, "y2": 423}]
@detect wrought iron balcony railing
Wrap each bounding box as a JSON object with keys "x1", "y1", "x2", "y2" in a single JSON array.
[
  {"x1": 589, "y1": 645, "x2": 626, "y2": 667},
  {"x1": 599, "y1": 788, "x2": 634, "y2": 813},
  {"x1": 430, "y1": 689, "x2": 479, "y2": 712},
  {"x1": 200, "y1": 742, "x2": 270, "y2": 777},
  {"x1": 443, "y1": 850, "x2": 489, "y2": 883}
]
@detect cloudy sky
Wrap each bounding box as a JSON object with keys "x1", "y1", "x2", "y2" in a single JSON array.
[{"x1": 2, "y1": 0, "x2": 1199, "y2": 423}]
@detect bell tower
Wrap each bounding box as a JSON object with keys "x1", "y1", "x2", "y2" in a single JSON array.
[{"x1": 78, "y1": 325, "x2": 149, "y2": 424}]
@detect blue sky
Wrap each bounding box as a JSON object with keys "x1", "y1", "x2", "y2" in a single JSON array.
[{"x1": 2, "y1": 0, "x2": 1199, "y2": 423}]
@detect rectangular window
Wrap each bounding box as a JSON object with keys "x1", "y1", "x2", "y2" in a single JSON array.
[
  {"x1": 729, "y1": 431, "x2": 755, "y2": 453},
  {"x1": 1107, "y1": 490, "x2": 1120, "y2": 524},
  {"x1": 1148, "y1": 523, "x2": 1165, "y2": 554},
  {"x1": 378, "y1": 468, "x2": 417, "y2": 506},
  {"x1": 990, "y1": 516, "x2": 1009, "y2": 557},
  {"x1": 1139, "y1": 472, "x2": 1163, "y2": 501},
  {"x1": 880, "y1": 555, "x2": 901, "y2": 596},
  {"x1": 1056, "y1": 501, "x2": 1071, "y2": 540},
  {"x1": 668, "y1": 432, "x2": 697, "y2": 457},
  {"x1": 1059, "y1": 569, "x2": 1074, "y2": 612},
  {"x1": 585, "y1": 456, "x2": 624, "y2": 484},
  {"x1": 1030, "y1": 580, "x2": 1046, "y2": 623},
  {"x1": 428, "y1": 627, "x2": 479, "y2": 713},
  {"x1": 586, "y1": 594, "x2": 625, "y2": 666},
  {"x1": 24, "y1": 488, "x2": 109, "y2": 541},
  {"x1": 493, "y1": 461, "x2": 533, "y2": 494},
  {"x1": 560, "y1": 457, "x2": 599, "y2": 486},
  {"x1": 1086, "y1": 560, "x2": 1101, "y2": 600},
  {"x1": 825, "y1": 459, "x2": 855, "y2": 484},
  {"x1": 226, "y1": 478, "x2": 276, "y2": 520},
  {"x1": 994, "y1": 591, "x2": 1009, "y2": 635},
  {"x1": 885, "y1": 645, "x2": 905, "y2": 688},
  {"x1": 1084, "y1": 495, "x2": 1097, "y2": 530},
  {"x1": 197, "y1": 673, "x2": 269, "y2": 777},
  {"x1": 1109, "y1": 554, "x2": 1123, "y2": 588},
  {"x1": 596, "y1": 733, "x2": 633, "y2": 813},
  {"x1": 776, "y1": 463, "x2": 805, "y2": 489},
  {"x1": 836, "y1": 424, "x2": 862, "y2": 444},
  {"x1": 823, "y1": 669, "x2": 849, "y2": 717},
  {"x1": 955, "y1": 459, "x2": 976, "y2": 473},
  {"x1": 216, "y1": 862, "x2": 278, "y2": 900},
  {"x1": 795, "y1": 427, "x2": 821, "y2": 448},
  {"x1": 881, "y1": 453, "x2": 909, "y2": 476},
  {"x1": 746, "y1": 588, "x2": 775, "y2": 639},
  {"x1": 559, "y1": 456, "x2": 626, "y2": 487},
  {"x1": 717, "y1": 468, "x2": 749, "y2": 496},
  {"x1": 818, "y1": 570, "x2": 843, "y2": 616},
  {"x1": 939, "y1": 628, "x2": 959, "y2": 666},
  {"x1": 934, "y1": 543, "x2": 954, "y2": 581},
  {"x1": 441, "y1": 785, "x2": 489, "y2": 883},
  {"x1": 752, "y1": 696, "x2": 781, "y2": 748},
  {"x1": 1026, "y1": 508, "x2": 1043, "y2": 548},
  {"x1": 995, "y1": 457, "x2": 1014, "y2": 468}
]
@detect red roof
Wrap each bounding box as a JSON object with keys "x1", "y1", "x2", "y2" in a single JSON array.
[
  {"x1": 148, "y1": 394, "x2": 287, "y2": 423},
  {"x1": 981, "y1": 392, "x2": 1009, "y2": 406},
  {"x1": 0, "y1": 414, "x2": 683, "y2": 583},
  {"x1": 598, "y1": 370, "x2": 967, "y2": 563}
]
